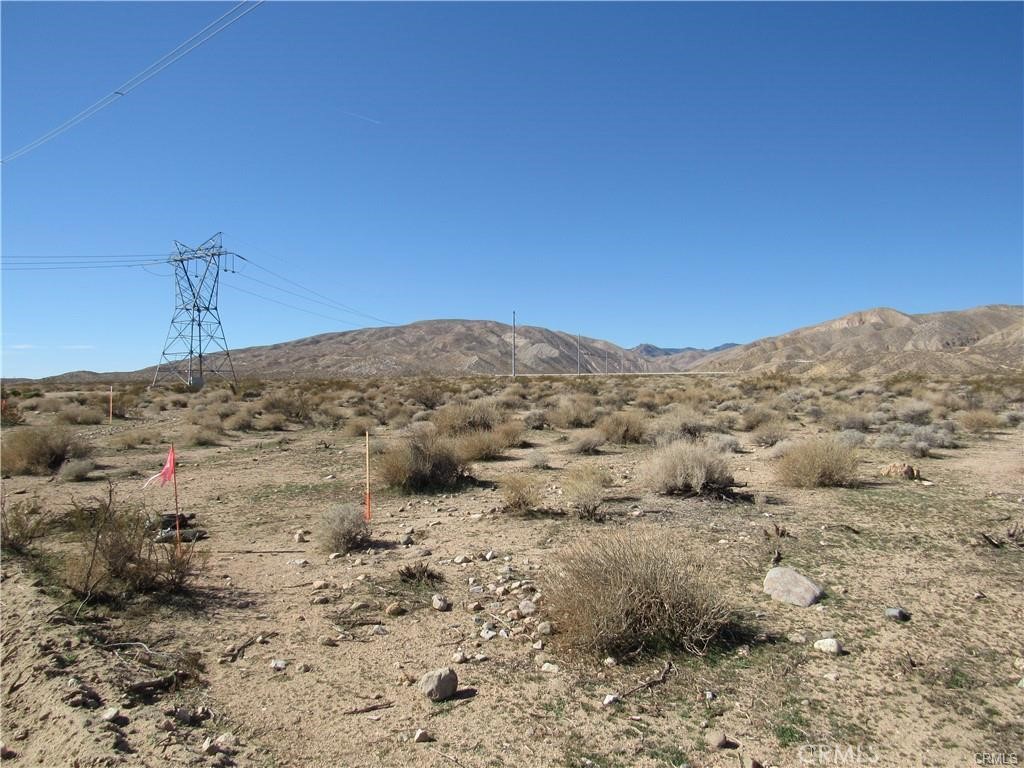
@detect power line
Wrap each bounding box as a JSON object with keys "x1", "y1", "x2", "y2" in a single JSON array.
[
  {"x1": 223, "y1": 283, "x2": 362, "y2": 328},
  {"x1": 2, "y1": 260, "x2": 169, "y2": 271},
  {"x1": 1, "y1": 1, "x2": 264, "y2": 164}
]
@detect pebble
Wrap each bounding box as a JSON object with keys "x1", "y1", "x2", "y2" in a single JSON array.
[
  {"x1": 100, "y1": 707, "x2": 122, "y2": 723},
  {"x1": 328, "y1": 552, "x2": 343, "y2": 560},
  {"x1": 467, "y1": 601, "x2": 483, "y2": 612},
  {"x1": 704, "y1": 730, "x2": 733, "y2": 750},
  {"x1": 270, "y1": 659, "x2": 288, "y2": 672},
  {"x1": 453, "y1": 555, "x2": 470, "y2": 565},
  {"x1": 536, "y1": 621, "x2": 553, "y2": 636},
  {"x1": 318, "y1": 636, "x2": 338, "y2": 647},
  {"x1": 603, "y1": 656, "x2": 617, "y2": 667},
  {"x1": 310, "y1": 595, "x2": 330, "y2": 605},
  {"x1": 602, "y1": 694, "x2": 620, "y2": 707},
  {"x1": 350, "y1": 601, "x2": 370, "y2": 611},
  {"x1": 540, "y1": 662, "x2": 559, "y2": 674},
  {"x1": 432, "y1": 594, "x2": 452, "y2": 612},
  {"x1": 413, "y1": 729, "x2": 434, "y2": 743},
  {"x1": 787, "y1": 632, "x2": 808, "y2": 644},
  {"x1": 480, "y1": 629, "x2": 498, "y2": 641},
  {"x1": 385, "y1": 602, "x2": 405, "y2": 616},
  {"x1": 311, "y1": 580, "x2": 328, "y2": 590},
  {"x1": 885, "y1": 607, "x2": 911, "y2": 621},
  {"x1": 369, "y1": 625, "x2": 388, "y2": 636},
  {"x1": 452, "y1": 650, "x2": 468, "y2": 664},
  {"x1": 533, "y1": 640, "x2": 545, "y2": 651},
  {"x1": 518, "y1": 599, "x2": 537, "y2": 616},
  {"x1": 814, "y1": 638, "x2": 843, "y2": 655},
  {"x1": 418, "y1": 668, "x2": 458, "y2": 702},
  {"x1": 294, "y1": 532, "x2": 307, "y2": 543}
]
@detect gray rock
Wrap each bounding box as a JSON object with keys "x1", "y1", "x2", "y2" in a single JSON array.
[
  {"x1": 518, "y1": 599, "x2": 537, "y2": 616},
  {"x1": 400, "y1": 535, "x2": 414, "y2": 546},
  {"x1": 814, "y1": 638, "x2": 843, "y2": 655},
  {"x1": 885, "y1": 606, "x2": 911, "y2": 621},
  {"x1": 432, "y1": 594, "x2": 452, "y2": 612},
  {"x1": 763, "y1": 567, "x2": 824, "y2": 607},
  {"x1": 740, "y1": 757, "x2": 765, "y2": 768},
  {"x1": 536, "y1": 621, "x2": 553, "y2": 635},
  {"x1": 413, "y1": 729, "x2": 434, "y2": 743},
  {"x1": 418, "y1": 668, "x2": 458, "y2": 702},
  {"x1": 704, "y1": 730, "x2": 734, "y2": 750},
  {"x1": 540, "y1": 662, "x2": 559, "y2": 674},
  {"x1": 318, "y1": 636, "x2": 338, "y2": 647},
  {"x1": 451, "y1": 650, "x2": 468, "y2": 664},
  {"x1": 100, "y1": 707, "x2": 122, "y2": 723},
  {"x1": 270, "y1": 659, "x2": 288, "y2": 671}
]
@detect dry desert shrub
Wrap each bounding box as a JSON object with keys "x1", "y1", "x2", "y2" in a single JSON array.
[
  {"x1": 893, "y1": 398, "x2": 933, "y2": 425},
  {"x1": 702, "y1": 433, "x2": 741, "y2": 454},
  {"x1": 321, "y1": 503, "x2": 369, "y2": 553},
  {"x1": 185, "y1": 426, "x2": 220, "y2": 447},
  {"x1": 776, "y1": 437, "x2": 858, "y2": 488},
  {"x1": 596, "y1": 411, "x2": 648, "y2": 445},
  {"x1": 224, "y1": 407, "x2": 256, "y2": 431},
  {"x1": 59, "y1": 458, "x2": 97, "y2": 482},
  {"x1": 563, "y1": 465, "x2": 611, "y2": 520},
  {"x1": 0, "y1": 496, "x2": 51, "y2": 553},
  {"x1": 959, "y1": 409, "x2": 1001, "y2": 436},
  {"x1": 567, "y1": 429, "x2": 606, "y2": 455},
  {"x1": 55, "y1": 404, "x2": 105, "y2": 425},
  {"x1": 342, "y1": 416, "x2": 378, "y2": 437},
  {"x1": 543, "y1": 529, "x2": 732, "y2": 656},
  {"x1": 547, "y1": 395, "x2": 598, "y2": 429},
  {"x1": 501, "y1": 475, "x2": 542, "y2": 514},
  {"x1": 828, "y1": 408, "x2": 872, "y2": 432},
  {"x1": 646, "y1": 406, "x2": 709, "y2": 446},
  {"x1": 751, "y1": 420, "x2": 788, "y2": 447},
  {"x1": 66, "y1": 484, "x2": 202, "y2": 596},
  {"x1": 1, "y1": 427, "x2": 92, "y2": 475},
  {"x1": 527, "y1": 451, "x2": 551, "y2": 469},
  {"x1": 379, "y1": 431, "x2": 467, "y2": 492},
  {"x1": 432, "y1": 400, "x2": 500, "y2": 435},
  {"x1": 523, "y1": 409, "x2": 548, "y2": 430},
  {"x1": 642, "y1": 442, "x2": 735, "y2": 495},
  {"x1": 1, "y1": 399, "x2": 25, "y2": 426},
  {"x1": 495, "y1": 419, "x2": 526, "y2": 448},
  {"x1": 111, "y1": 428, "x2": 162, "y2": 451},
  {"x1": 454, "y1": 429, "x2": 507, "y2": 462},
  {"x1": 740, "y1": 406, "x2": 774, "y2": 432},
  {"x1": 255, "y1": 412, "x2": 287, "y2": 431}
]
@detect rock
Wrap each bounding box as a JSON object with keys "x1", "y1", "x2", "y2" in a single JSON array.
[
  {"x1": 602, "y1": 694, "x2": 620, "y2": 706},
  {"x1": 100, "y1": 707, "x2": 122, "y2": 723},
  {"x1": 814, "y1": 638, "x2": 843, "y2": 655},
  {"x1": 787, "y1": 632, "x2": 808, "y2": 644},
  {"x1": 418, "y1": 668, "x2": 458, "y2": 702},
  {"x1": 369, "y1": 625, "x2": 388, "y2": 636},
  {"x1": 385, "y1": 602, "x2": 406, "y2": 616},
  {"x1": 201, "y1": 737, "x2": 220, "y2": 755},
  {"x1": 413, "y1": 729, "x2": 434, "y2": 743},
  {"x1": 294, "y1": 532, "x2": 307, "y2": 543},
  {"x1": 270, "y1": 659, "x2": 288, "y2": 671},
  {"x1": 467, "y1": 601, "x2": 483, "y2": 612},
  {"x1": 763, "y1": 567, "x2": 824, "y2": 607},
  {"x1": 453, "y1": 555, "x2": 470, "y2": 565},
  {"x1": 452, "y1": 650, "x2": 468, "y2": 664},
  {"x1": 351, "y1": 601, "x2": 370, "y2": 611},
  {"x1": 603, "y1": 656, "x2": 617, "y2": 667},
  {"x1": 0, "y1": 743, "x2": 15, "y2": 759},
  {"x1": 740, "y1": 757, "x2": 765, "y2": 768},
  {"x1": 483, "y1": 550, "x2": 496, "y2": 561},
  {"x1": 1017, "y1": 677, "x2": 1024, "y2": 689},
  {"x1": 432, "y1": 594, "x2": 452, "y2": 612},
  {"x1": 536, "y1": 621, "x2": 553, "y2": 636},
  {"x1": 311, "y1": 580, "x2": 328, "y2": 590},
  {"x1": 704, "y1": 730, "x2": 735, "y2": 750},
  {"x1": 480, "y1": 628, "x2": 498, "y2": 641},
  {"x1": 318, "y1": 636, "x2": 338, "y2": 647},
  {"x1": 882, "y1": 462, "x2": 920, "y2": 480},
  {"x1": 328, "y1": 552, "x2": 343, "y2": 560},
  {"x1": 533, "y1": 640, "x2": 545, "y2": 651},
  {"x1": 518, "y1": 599, "x2": 537, "y2": 616},
  {"x1": 885, "y1": 607, "x2": 911, "y2": 621},
  {"x1": 540, "y1": 662, "x2": 559, "y2": 674},
  {"x1": 310, "y1": 595, "x2": 330, "y2": 605}
]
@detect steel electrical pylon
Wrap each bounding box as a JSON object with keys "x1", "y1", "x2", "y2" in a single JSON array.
[{"x1": 152, "y1": 233, "x2": 237, "y2": 389}]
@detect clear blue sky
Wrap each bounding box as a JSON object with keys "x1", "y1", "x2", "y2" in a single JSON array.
[{"x1": 2, "y1": 2, "x2": 1021, "y2": 379}]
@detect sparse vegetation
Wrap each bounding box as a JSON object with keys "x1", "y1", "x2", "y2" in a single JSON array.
[
  {"x1": 321, "y1": 503, "x2": 369, "y2": 553},
  {"x1": 1, "y1": 427, "x2": 92, "y2": 476},
  {"x1": 378, "y1": 430, "x2": 467, "y2": 492},
  {"x1": 563, "y1": 465, "x2": 610, "y2": 520},
  {"x1": 0, "y1": 496, "x2": 51, "y2": 553},
  {"x1": 642, "y1": 442, "x2": 735, "y2": 495},
  {"x1": 501, "y1": 475, "x2": 542, "y2": 514},
  {"x1": 543, "y1": 530, "x2": 732, "y2": 656},
  {"x1": 776, "y1": 437, "x2": 858, "y2": 488}
]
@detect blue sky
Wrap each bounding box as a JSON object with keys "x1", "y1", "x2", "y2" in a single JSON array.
[{"x1": 2, "y1": 1, "x2": 1021, "y2": 379}]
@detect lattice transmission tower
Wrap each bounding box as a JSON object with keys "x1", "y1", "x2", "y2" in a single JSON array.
[{"x1": 152, "y1": 233, "x2": 238, "y2": 389}]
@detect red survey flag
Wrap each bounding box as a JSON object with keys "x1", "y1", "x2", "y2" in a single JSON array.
[{"x1": 144, "y1": 445, "x2": 176, "y2": 489}]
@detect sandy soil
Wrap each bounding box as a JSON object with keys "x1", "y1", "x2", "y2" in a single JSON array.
[{"x1": 1, "y1": 387, "x2": 1022, "y2": 768}]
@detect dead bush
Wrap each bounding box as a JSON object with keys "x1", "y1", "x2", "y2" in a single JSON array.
[
  {"x1": 959, "y1": 409, "x2": 1000, "y2": 436},
  {"x1": 776, "y1": 438, "x2": 858, "y2": 488},
  {"x1": 255, "y1": 412, "x2": 287, "y2": 431},
  {"x1": 55, "y1": 404, "x2": 104, "y2": 425},
  {"x1": 66, "y1": 484, "x2": 202, "y2": 596},
  {"x1": 752, "y1": 421, "x2": 787, "y2": 447},
  {"x1": 894, "y1": 398, "x2": 933, "y2": 425},
  {"x1": 495, "y1": 420, "x2": 527, "y2": 449},
  {"x1": 185, "y1": 426, "x2": 220, "y2": 447},
  {"x1": 563, "y1": 466, "x2": 610, "y2": 520},
  {"x1": 342, "y1": 416, "x2": 378, "y2": 437},
  {"x1": 1, "y1": 400, "x2": 25, "y2": 426},
  {"x1": 702, "y1": 433, "x2": 741, "y2": 454},
  {"x1": 642, "y1": 442, "x2": 735, "y2": 495},
  {"x1": 543, "y1": 530, "x2": 732, "y2": 657},
  {"x1": 597, "y1": 411, "x2": 648, "y2": 444},
  {"x1": 432, "y1": 401, "x2": 500, "y2": 435},
  {"x1": 1, "y1": 427, "x2": 92, "y2": 476},
  {"x1": 568, "y1": 429, "x2": 606, "y2": 455},
  {"x1": 59, "y1": 458, "x2": 97, "y2": 482},
  {"x1": 646, "y1": 407, "x2": 709, "y2": 445},
  {"x1": 378, "y1": 431, "x2": 467, "y2": 492},
  {"x1": 547, "y1": 395, "x2": 598, "y2": 429},
  {"x1": 527, "y1": 451, "x2": 551, "y2": 469},
  {"x1": 501, "y1": 475, "x2": 542, "y2": 514},
  {"x1": 321, "y1": 503, "x2": 369, "y2": 553},
  {"x1": 453, "y1": 430, "x2": 507, "y2": 462},
  {"x1": 111, "y1": 428, "x2": 162, "y2": 451},
  {"x1": 0, "y1": 496, "x2": 51, "y2": 553}
]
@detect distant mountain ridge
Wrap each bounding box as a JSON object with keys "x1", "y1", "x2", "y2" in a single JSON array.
[{"x1": 15, "y1": 304, "x2": 1022, "y2": 384}]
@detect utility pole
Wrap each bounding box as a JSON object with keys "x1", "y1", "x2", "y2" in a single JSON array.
[
  {"x1": 512, "y1": 311, "x2": 516, "y2": 378},
  {"x1": 576, "y1": 333, "x2": 581, "y2": 376},
  {"x1": 604, "y1": 349, "x2": 608, "y2": 374},
  {"x1": 152, "y1": 233, "x2": 237, "y2": 389}
]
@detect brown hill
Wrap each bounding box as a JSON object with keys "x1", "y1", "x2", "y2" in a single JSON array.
[{"x1": 690, "y1": 304, "x2": 1023, "y2": 376}]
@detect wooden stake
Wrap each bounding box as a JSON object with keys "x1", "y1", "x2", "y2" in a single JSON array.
[{"x1": 364, "y1": 431, "x2": 371, "y2": 522}]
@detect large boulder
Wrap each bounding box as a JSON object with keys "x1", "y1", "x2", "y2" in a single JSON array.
[{"x1": 763, "y1": 567, "x2": 824, "y2": 607}]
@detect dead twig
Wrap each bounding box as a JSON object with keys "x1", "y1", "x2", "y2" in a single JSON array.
[
  {"x1": 222, "y1": 631, "x2": 278, "y2": 662},
  {"x1": 124, "y1": 670, "x2": 188, "y2": 696},
  {"x1": 431, "y1": 747, "x2": 469, "y2": 768},
  {"x1": 608, "y1": 660, "x2": 674, "y2": 705},
  {"x1": 342, "y1": 701, "x2": 394, "y2": 715}
]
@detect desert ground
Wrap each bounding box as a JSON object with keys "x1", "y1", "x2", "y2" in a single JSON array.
[{"x1": 1, "y1": 372, "x2": 1021, "y2": 768}]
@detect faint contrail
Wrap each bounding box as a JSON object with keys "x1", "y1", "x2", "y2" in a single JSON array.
[{"x1": 341, "y1": 110, "x2": 383, "y2": 125}]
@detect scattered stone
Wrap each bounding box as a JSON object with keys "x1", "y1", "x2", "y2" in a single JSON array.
[
  {"x1": 536, "y1": 621, "x2": 553, "y2": 635},
  {"x1": 289, "y1": 559, "x2": 309, "y2": 567},
  {"x1": 452, "y1": 650, "x2": 468, "y2": 664},
  {"x1": 385, "y1": 602, "x2": 406, "y2": 616},
  {"x1": 823, "y1": 671, "x2": 840, "y2": 682},
  {"x1": 602, "y1": 694, "x2": 620, "y2": 707},
  {"x1": 100, "y1": 707, "x2": 121, "y2": 723},
  {"x1": 418, "y1": 668, "x2": 458, "y2": 702},
  {"x1": 400, "y1": 535, "x2": 414, "y2": 546},
  {"x1": 294, "y1": 532, "x2": 307, "y2": 543},
  {"x1": 350, "y1": 601, "x2": 370, "y2": 611},
  {"x1": 413, "y1": 729, "x2": 434, "y2": 743},
  {"x1": 480, "y1": 628, "x2": 497, "y2": 641},
  {"x1": 270, "y1": 659, "x2": 288, "y2": 672},
  {"x1": 1014, "y1": 657, "x2": 1024, "y2": 672},
  {"x1": 201, "y1": 737, "x2": 220, "y2": 756},
  {"x1": 312, "y1": 580, "x2": 328, "y2": 590},
  {"x1": 473, "y1": 653, "x2": 488, "y2": 662},
  {"x1": 540, "y1": 662, "x2": 559, "y2": 674},
  {"x1": 533, "y1": 640, "x2": 545, "y2": 651},
  {"x1": 787, "y1": 632, "x2": 808, "y2": 644},
  {"x1": 885, "y1": 607, "x2": 911, "y2": 621},
  {"x1": 0, "y1": 743, "x2": 15, "y2": 760},
  {"x1": 311, "y1": 595, "x2": 330, "y2": 605},
  {"x1": 453, "y1": 555, "x2": 470, "y2": 565},
  {"x1": 882, "y1": 462, "x2": 920, "y2": 480},
  {"x1": 329, "y1": 552, "x2": 343, "y2": 560},
  {"x1": 603, "y1": 656, "x2": 617, "y2": 667},
  {"x1": 814, "y1": 638, "x2": 843, "y2": 655},
  {"x1": 467, "y1": 601, "x2": 483, "y2": 612},
  {"x1": 518, "y1": 599, "x2": 537, "y2": 616},
  {"x1": 298, "y1": 663, "x2": 312, "y2": 673},
  {"x1": 763, "y1": 567, "x2": 824, "y2": 607},
  {"x1": 740, "y1": 757, "x2": 765, "y2": 768},
  {"x1": 324, "y1": 474, "x2": 336, "y2": 480},
  {"x1": 318, "y1": 636, "x2": 338, "y2": 647},
  {"x1": 704, "y1": 730, "x2": 735, "y2": 750},
  {"x1": 369, "y1": 625, "x2": 388, "y2": 636},
  {"x1": 1017, "y1": 677, "x2": 1024, "y2": 689},
  {"x1": 431, "y1": 594, "x2": 452, "y2": 612},
  {"x1": 483, "y1": 550, "x2": 496, "y2": 561}
]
